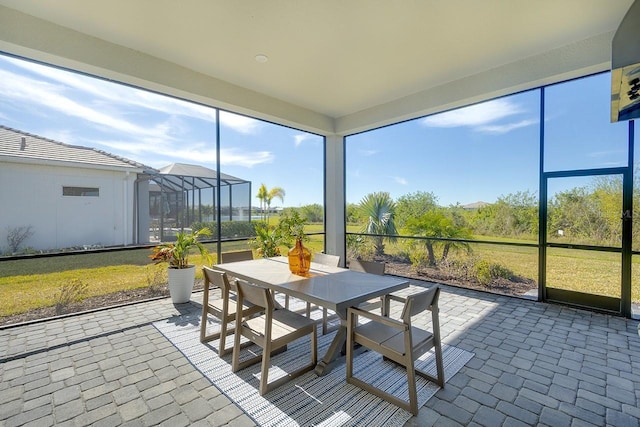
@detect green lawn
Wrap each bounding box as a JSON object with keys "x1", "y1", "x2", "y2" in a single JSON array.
[
  {"x1": 2, "y1": 230, "x2": 639, "y2": 319},
  {"x1": 377, "y1": 235, "x2": 640, "y2": 302},
  {"x1": 0, "y1": 225, "x2": 329, "y2": 318}
]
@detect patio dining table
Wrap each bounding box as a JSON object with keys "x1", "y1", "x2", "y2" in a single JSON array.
[{"x1": 214, "y1": 256, "x2": 410, "y2": 375}]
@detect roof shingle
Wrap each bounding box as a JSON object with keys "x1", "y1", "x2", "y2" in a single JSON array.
[{"x1": 0, "y1": 125, "x2": 154, "y2": 171}]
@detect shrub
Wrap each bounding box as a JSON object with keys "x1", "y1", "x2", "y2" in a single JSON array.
[
  {"x1": 54, "y1": 279, "x2": 89, "y2": 314},
  {"x1": 346, "y1": 234, "x2": 375, "y2": 260},
  {"x1": 189, "y1": 221, "x2": 257, "y2": 239},
  {"x1": 440, "y1": 256, "x2": 477, "y2": 281},
  {"x1": 475, "y1": 260, "x2": 514, "y2": 285},
  {"x1": 407, "y1": 246, "x2": 429, "y2": 270},
  {"x1": 6, "y1": 225, "x2": 34, "y2": 253},
  {"x1": 145, "y1": 264, "x2": 167, "y2": 296}
]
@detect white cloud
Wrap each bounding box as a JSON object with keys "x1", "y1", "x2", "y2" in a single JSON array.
[
  {"x1": 360, "y1": 149, "x2": 379, "y2": 156},
  {"x1": 2, "y1": 56, "x2": 261, "y2": 135},
  {"x1": 220, "y1": 148, "x2": 274, "y2": 167},
  {"x1": 218, "y1": 111, "x2": 261, "y2": 134},
  {"x1": 0, "y1": 69, "x2": 177, "y2": 141},
  {"x1": 294, "y1": 133, "x2": 317, "y2": 147},
  {"x1": 422, "y1": 98, "x2": 525, "y2": 128},
  {"x1": 392, "y1": 176, "x2": 408, "y2": 185},
  {"x1": 92, "y1": 137, "x2": 273, "y2": 168},
  {"x1": 477, "y1": 119, "x2": 538, "y2": 134},
  {"x1": 587, "y1": 150, "x2": 624, "y2": 158}
]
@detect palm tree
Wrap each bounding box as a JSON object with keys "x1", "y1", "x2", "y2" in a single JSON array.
[
  {"x1": 358, "y1": 192, "x2": 398, "y2": 256},
  {"x1": 265, "y1": 187, "x2": 286, "y2": 222},
  {"x1": 404, "y1": 210, "x2": 471, "y2": 266},
  {"x1": 256, "y1": 184, "x2": 268, "y2": 221}
]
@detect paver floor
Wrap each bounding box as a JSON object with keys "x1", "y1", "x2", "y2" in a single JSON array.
[{"x1": 1, "y1": 281, "x2": 639, "y2": 426}]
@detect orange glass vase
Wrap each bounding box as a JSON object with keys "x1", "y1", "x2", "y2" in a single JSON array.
[{"x1": 288, "y1": 238, "x2": 311, "y2": 275}]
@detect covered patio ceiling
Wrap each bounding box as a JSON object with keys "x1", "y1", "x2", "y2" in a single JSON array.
[{"x1": 0, "y1": 1, "x2": 634, "y2": 135}]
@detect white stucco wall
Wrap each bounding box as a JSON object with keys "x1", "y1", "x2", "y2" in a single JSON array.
[{"x1": 0, "y1": 161, "x2": 138, "y2": 252}]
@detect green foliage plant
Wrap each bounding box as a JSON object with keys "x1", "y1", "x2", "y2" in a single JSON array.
[
  {"x1": 277, "y1": 209, "x2": 309, "y2": 247},
  {"x1": 249, "y1": 209, "x2": 310, "y2": 258},
  {"x1": 190, "y1": 221, "x2": 256, "y2": 238},
  {"x1": 475, "y1": 260, "x2": 514, "y2": 285},
  {"x1": 404, "y1": 210, "x2": 472, "y2": 266},
  {"x1": 406, "y1": 242, "x2": 429, "y2": 270},
  {"x1": 287, "y1": 204, "x2": 323, "y2": 223},
  {"x1": 359, "y1": 192, "x2": 398, "y2": 256},
  {"x1": 395, "y1": 191, "x2": 439, "y2": 229},
  {"x1": 149, "y1": 227, "x2": 213, "y2": 269},
  {"x1": 249, "y1": 224, "x2": 284, "y2": 257},
  {"x1": 346, "y1": 234, "x2": 374, "y2": 260}
]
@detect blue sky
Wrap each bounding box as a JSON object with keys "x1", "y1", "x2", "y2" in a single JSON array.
[
  {"x1": 0, "y1": 54, "x2": 633, "y2": 208},
  {"x1": 347, "y1": 72, "x2": 631, "y2": 206},
  {"x1": 0, "y1": 54, "x2": 324, "y2": 208}
]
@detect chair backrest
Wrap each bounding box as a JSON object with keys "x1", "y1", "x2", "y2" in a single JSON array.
[
  {"x1": 235, "y1": 279, "x2": 273, "y2": 312},
  {"x1": 401, "y1": 286, "x2": 439, "y2": 324},
  {"x1": 348, "y1": 259, "x2": 385, "y2": 275},
  {"x1": 202, "y1": 266, "x2": 232, "y2": 295},
  {"x1": 221, "y1": 250, "x2": 253, "y2": 263},
  {"x1": 313, "y1": 252, "x2": 340, "y2": 267}
]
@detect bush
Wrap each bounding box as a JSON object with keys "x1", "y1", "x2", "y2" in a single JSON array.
[
  {"x1": 6, "y1": 225, "x2": 34, "y2": 253},
  {"x1": 407, "y1": 246, "x2": 429, "y2": 270},
  {"x1": 475, "y1": 260, "x2": 514, "y2": 285},
  {"x1": 145, "y1": 264, "x2": 167, "y2": 296},
  {"x1": 189, "y1": 221, "x2": 257, "y2": 239},
  {"x1": 54, "y1": 278, "x2": 89, "y2": 314},
  {"x1": 346, "y1": 234, "x2": 375, "y2": 260},
  {"x1": 440, "y1": 256, "x2": 477, "y2": 281},
  {"x1": 398, "y1": 239, "x2": 429, "y2": 270}
]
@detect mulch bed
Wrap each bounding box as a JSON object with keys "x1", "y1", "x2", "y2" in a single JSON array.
[{"x1": 1, "y1": 258, "x2": 536, "y2": 327}]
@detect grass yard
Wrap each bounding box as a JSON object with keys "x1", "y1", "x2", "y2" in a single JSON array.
[
  {"x1": 0, "y1": 226, "x2": 328, "y2": 318},
  {"x1": 3, "y1": 228, "x2": 640, "y2": 320},
  {"x1": 367, "y1": 235, "x2": 640, "y2": 303}
]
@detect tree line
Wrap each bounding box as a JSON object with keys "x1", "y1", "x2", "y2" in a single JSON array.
[{"x1": 348, "y1": 174, "x2": 639, "y2": 262}]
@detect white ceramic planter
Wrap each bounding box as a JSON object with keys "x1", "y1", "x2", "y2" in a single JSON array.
[{"x1": 167, "y1": 265, "x2": 196, "y2": 303}]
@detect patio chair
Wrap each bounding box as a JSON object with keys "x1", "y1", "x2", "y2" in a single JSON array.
[
  {"x1": 348, "y1": 259, "x2": 387, "y2": 314},
  {"x1": 346, "y1": 286, "x2": 444, "y2": 415},
  {"x1": 200, "y1": 267, "x2": 262, "y2": 356},
  {"x1": 221, "y1": 249, "x2": 253, "y2": 263},
  {"x1": 232, "y1": 279, "x2": 318, "y2": 395},
  {"x1": 312, "y1": 253, "x2": 341, "y2": 334}
]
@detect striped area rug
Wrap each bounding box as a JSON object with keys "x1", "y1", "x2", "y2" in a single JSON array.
[{"x1": 154, "y1": 309, "x2": 473, "y2": 427}]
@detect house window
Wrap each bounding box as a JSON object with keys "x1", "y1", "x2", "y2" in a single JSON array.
[{"x1": 62, "y1": 186, "x2": 99, "y2": 197}]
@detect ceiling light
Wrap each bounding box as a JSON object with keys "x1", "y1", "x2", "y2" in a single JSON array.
[{"x1": 255, "y1": 54, "x2": 268, "y2": 63}]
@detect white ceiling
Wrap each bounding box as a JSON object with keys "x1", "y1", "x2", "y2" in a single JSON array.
[{"x1": 0, "y1": 0, "x2": 634, "y2": 135}]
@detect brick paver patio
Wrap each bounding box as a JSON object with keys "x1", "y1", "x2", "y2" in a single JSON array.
[{"x1": 1, "y1": 281, "x2": 639, "y2": 426}]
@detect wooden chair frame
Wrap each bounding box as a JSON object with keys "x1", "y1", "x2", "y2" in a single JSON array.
[
  {"x1": 232, "y1": 279, "x2": 318, "y2": 395},
  {"x1": 200, "y1": 267, "x2": 261, "y2": 356},
  {"x1": 346, "y1": 286, "x2": 444, "y2": 415},
  {"x1": 220, "y1": 249, "x2": 254, "y2": 263},
  {"x1": 348, "y1": 259, "x2": 387, "y2": 314}
]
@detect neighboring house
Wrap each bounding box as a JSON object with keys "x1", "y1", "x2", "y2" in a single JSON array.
[
  {"x1": 462, "y1": 201, "x2": 491, "y2": 210},
  {"x1": 0, "y1": 126, "x2": 252, "y2": 253},
  {"x1": 0, "y1": 125, "x2": 155, "y2": 252}
]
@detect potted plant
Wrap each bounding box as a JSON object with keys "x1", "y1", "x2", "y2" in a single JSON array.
[
  {"x1": 278, "y1": 211, "x2": 311, "y2": 275},
  {"x1": 249, "y1": 223, "x2": 284, "y2": 258},
  {"x1": 149, "y1": 227, "x2": 212, "y2": 303}
]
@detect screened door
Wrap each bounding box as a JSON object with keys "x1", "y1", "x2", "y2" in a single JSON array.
[{"x1": 541, "y1": 170, "x2": 632, "y2": 315}]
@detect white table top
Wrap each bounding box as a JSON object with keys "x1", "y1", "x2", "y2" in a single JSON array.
[{"x1": 214, "y1": 256, "x2": 409, "y2": 316}]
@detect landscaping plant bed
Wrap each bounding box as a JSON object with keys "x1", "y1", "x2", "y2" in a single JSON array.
[{"x1": 1, "y1": 257, "x2": 537, "y2": 327}]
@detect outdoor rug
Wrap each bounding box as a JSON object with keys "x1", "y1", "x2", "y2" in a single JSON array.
[{"x1": 153, "y1": 308, "x2": 474, "y2": 427}]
